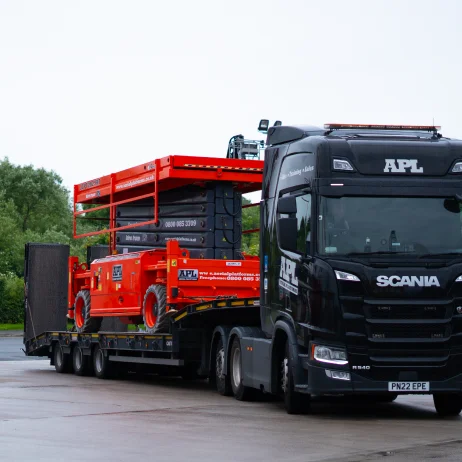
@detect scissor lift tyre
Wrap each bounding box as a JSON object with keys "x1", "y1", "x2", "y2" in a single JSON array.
[
  {"x1": 142, "y1": 284, "x2": 168, "y2": 333},
  {"x1": 74, "y1": 290, "x2": 102, "y2": 334}
]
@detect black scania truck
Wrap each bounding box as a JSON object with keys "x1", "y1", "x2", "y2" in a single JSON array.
[
  {"x1": 24, "y1": 123, "x2": 462, "y2": 417},
  {"x1": 253, "y1": 122, "x2": 462, "y2": 416}
]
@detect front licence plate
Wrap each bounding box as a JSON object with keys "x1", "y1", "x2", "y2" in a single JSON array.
[{"x1": 388, "y1": 381, "x2": 430, "y2": 392}]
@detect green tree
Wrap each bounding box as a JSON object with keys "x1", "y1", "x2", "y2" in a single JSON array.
[
  {"x1": 241, "y1": 197, "x2": 260, "y2": 256},
  {"x1": 0, "y1": 157, "x2": 72, "y2": 234},
  {"x1": 0, "y1": 192, "x2": 22, "y2": 275}
]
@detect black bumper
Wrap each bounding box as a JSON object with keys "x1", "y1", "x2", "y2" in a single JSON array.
[{"x1": 304, "y1": 364, "x2": 462, "y2": 395}]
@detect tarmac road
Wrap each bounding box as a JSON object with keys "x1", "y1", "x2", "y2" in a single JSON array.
[
  {"x1": 0, "y1": 336, "x2": 42, "y2": 361},
  {"x1": 1, "y1": 338, "x2": 462, "y2": 462}
]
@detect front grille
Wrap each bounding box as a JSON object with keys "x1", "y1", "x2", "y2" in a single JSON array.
[
  {"x1": 341, "y1": 297, "x2": 461, "y2": 365},
  {"x1": 368, "y1": 323, "x2": 450, "y2": 340},
  {"x1": 367, "y1": 304, "x2": 448, "y2": 320}
]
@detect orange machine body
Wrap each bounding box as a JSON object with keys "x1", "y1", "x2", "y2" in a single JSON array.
[
  {"x1": 68, "y1": 154, "x2": 263, "y2": 324},
  {"x1": 68, "y1": 241, "x2": 260, "y2": 323}
]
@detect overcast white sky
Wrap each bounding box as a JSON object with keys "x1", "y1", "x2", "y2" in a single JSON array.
[{"x1": 1, "y1": 0, "x2": 461, "y2": 196}]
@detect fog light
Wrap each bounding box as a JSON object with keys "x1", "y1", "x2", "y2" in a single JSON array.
[{"x1": 325, "y1": 370, "x2": 351, "y2": 381}]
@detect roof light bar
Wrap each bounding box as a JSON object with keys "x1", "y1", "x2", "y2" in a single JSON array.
[{"x1": 324, "y1": 123, "x2": 441, "y2": 131}]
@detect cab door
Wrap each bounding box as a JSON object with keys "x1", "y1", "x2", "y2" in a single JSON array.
[{"x1": 275, "y1": 190, "x2": 312, "y2": 324}]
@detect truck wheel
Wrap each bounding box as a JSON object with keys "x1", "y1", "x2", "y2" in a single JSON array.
[
  {"x1": 215, "y1": 337, "x2": 232, "y2": 396},
  {"x1": 74, "y1": 290, "x2": 102, "y2": 334},
  {"x1": 281, "y1": 341, "x2": 310, "y2": 414},
  {"x1": 72, "y1": 346, "x2": 92, "y2": 376},
  {"x1": 433, "y1": 394, "x2": 462, "y2": 417},
  {"x1": 54, "y1": 343, "x2": 71, "y2": 373},
  {"x1": 143, "y1": 285, "x2": 168, "y2": 333},
  {"x1": 229, "y1": 337, "x2": 254, "y2": 400},
  {"x1": 93, "y1": 345, "x2": 114, "y2": 379}
]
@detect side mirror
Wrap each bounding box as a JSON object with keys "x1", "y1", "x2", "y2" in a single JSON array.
[
  {"x1": 277, "y1": 196, "x2": 297, "y2": 214},
  {"x1": 278, "y1": 217, "x2": 298, "y2": 252}
]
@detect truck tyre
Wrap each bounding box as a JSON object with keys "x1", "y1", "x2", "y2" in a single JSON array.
[
  {"x1": 93, "y1": 345, "x2": 115, "y2": 379},
  {"x1": 74, "y1": 290, "x2": 102, "y2": 334},
  {"x1": 433, "y1": 394, "x2": 462, "y2": 417},
  {"x1": 54, "y1": 343, "x2": 71, "y2": 373},
  {"x1": 143, "y1": 284, "x2": 168, "y2": 333},
  {"x1": 229, "y1": 337, "x2": 254, "y2": 401},
  {"x1": 282, "y1": 341, "x2": 310, "y2": 414},
  {"x1": 215, "y1": 337, "x2": 232, "y2": 396},
  {"x1": 72, "y1": 345, "x2": 92, "y2": 376}
]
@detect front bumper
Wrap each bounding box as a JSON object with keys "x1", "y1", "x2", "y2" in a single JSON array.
[{"x1": 304, "y1": 364, "x2": 462, "y2": 395}]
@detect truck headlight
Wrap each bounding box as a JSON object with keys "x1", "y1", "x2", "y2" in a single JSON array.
[
  {"x1": 456, "y1": 275, "x2": 462, "y2": 282},
  {"x1": 335, "y1": 270, "x2": 360, "y2": 282},
  {"x1": 312, "y1": 344, "x2": 348, "y2": 365}
]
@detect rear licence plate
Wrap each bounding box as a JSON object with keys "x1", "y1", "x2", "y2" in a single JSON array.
[{"x1": 388, "y1": 382, "x2": 430, "y2": 392}]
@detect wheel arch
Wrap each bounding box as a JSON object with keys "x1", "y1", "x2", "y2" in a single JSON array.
[{"x1": 270, "y1": 320, "x2": 300, "y2": 394}]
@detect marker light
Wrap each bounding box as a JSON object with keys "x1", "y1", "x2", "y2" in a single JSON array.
[
  {"x1": 258, "y1": 119, "x2": 269, "y2": 132},
  {"x1": 335, "y1": 270, "x2": 360, "y2": 282},
  {"x1": 325, "y1": 123, "x2": 441, "y2": 131},
  {"x1": 452, "y1": 162, "x2": 462, "y2": 173},
  {"x1": 333, "y1": 159, "x2": 354, "y2": 171},
  {"x1": 325, "y1": 370, "x2": 351, "y2": 381},
  {"x1": 456, "y1": 275, "x2": 462, "y2": 282},
  {"x1": 312, "y1": 345, "x2": 348, "y2": 365}
]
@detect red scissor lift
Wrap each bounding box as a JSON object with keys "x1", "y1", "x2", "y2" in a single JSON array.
[{"x1": 69, "y1": 155, "x2": 264, "y2": 333}]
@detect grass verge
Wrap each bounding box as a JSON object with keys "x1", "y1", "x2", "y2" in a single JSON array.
[{"x1": 0, "y1": 323, "x2": 23, "y2": 331}]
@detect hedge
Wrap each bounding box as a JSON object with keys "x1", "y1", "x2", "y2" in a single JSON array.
[{"x1": 0, "y1": 275, "x2": 24, "y2": 323}]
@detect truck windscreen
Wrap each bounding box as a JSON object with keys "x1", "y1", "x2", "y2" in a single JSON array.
[{"x1": 318, "y1": 196, "x2": 462, "y2": 257}]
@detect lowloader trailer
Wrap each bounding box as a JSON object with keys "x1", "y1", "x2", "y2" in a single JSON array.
[{"x1": 24, "y1": 122, "x2": 462, "y2": 416}]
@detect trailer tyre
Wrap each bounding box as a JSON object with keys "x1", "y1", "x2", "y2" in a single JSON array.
[
  {"x1": 433, "y1": 394, "x2": 462, "y2": 417},
  {"x1": 74, "y1": 290, "x2": 102, "y2": 334},
  {"x1": 143, "y1": 284, "x2": 168, "y2": 333},
  {"x1": 93, "y1": 345, "x2": 115, "y2": 379},
  {"x1": 72, "y1": 345, "x2": 92, "y2": 376},
  {"x1": 229, "y1": 337, "x2": 254, "y2": 401},
  {"x1": 54, "y1": 343, "x2": 71, "y2": 373},
  {"x1": 215, "y1": 337, "x2": 232, "y2": 396},
  {"x1": 282, "y1": 341, "x2": 310, "y2": 414}
]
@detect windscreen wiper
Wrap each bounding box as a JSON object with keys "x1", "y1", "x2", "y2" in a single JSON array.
[
  {"x1": 418, "y1": 252, "x2": 462, "y2": 259},
  {"x1": 345, "y1": 251, "x2": 410, "y2": 257}
]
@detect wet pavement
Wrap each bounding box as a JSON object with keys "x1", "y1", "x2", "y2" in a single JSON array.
[{"x1": 0, "y1": 355, "x2": 461, "y2": 462}]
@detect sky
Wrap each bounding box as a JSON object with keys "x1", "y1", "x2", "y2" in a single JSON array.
[{"x1": 1, "y1": 0, "x2": 461, "y2": 199}]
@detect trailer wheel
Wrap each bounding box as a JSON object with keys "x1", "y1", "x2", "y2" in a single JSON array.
[
  {"x1": 229, "y1": 337, "x2": 254, "y2": 401},
  {"x1": 72, "y1": 345, "x2": 92, "y2": 376},
  {"x1": 215, "y1": 337, "x2": 232, "y2": 396},
  {"x1": 93, "y1": 345, "x2": 114, "y2": 379},
  {"x1": 74, "y1": 290, "x2": 102, "y2": 334},
  {"x1": 142, "y1": 284, "x2": 168, "y2": 333},
  {"x1": 53, "y1": 343, "x2": 71, "y2": 373},
  {"x1": 433, "y1": 394, "x2": 462, "y2": 417},
  {"x1": 281, "y1": 341, "x2": 310, "y2": 414}
]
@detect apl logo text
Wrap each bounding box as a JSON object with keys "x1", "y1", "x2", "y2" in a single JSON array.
[
  {"x1": 383, "y1": 159, "x2": 423, "y2": 173},
  {"x1": 279, "y1": 256, "x2": 298, "y2": 295}
]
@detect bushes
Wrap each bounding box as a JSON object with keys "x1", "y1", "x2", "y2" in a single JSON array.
[{"x1": 0, "y1": 274, "x2": 24, "y2": 323}]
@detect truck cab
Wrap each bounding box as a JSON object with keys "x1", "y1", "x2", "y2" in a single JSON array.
[{"x1": 259, "y1": 123, "x2": 462, "y2": 414}]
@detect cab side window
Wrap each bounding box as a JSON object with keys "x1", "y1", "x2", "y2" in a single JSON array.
[
  {"x1": 295, "y1": 194, "x2": 311, "y2": 254},
  {"x1": 277, "y1": 193, "x2": 311, "y2": 254}
]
